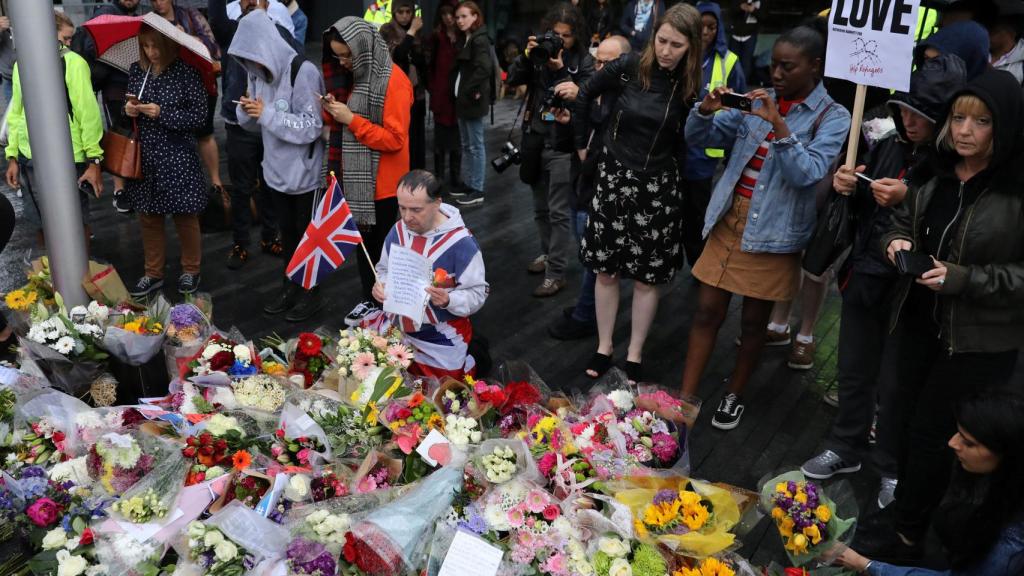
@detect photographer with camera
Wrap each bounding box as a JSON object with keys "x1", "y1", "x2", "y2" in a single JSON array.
[{"x1": 505, "y1": 2, "x2": 595, "y2": 298}]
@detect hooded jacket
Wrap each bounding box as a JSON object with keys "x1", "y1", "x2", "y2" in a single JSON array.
[
  {"x1": 684, "y1": 1, "x2": 746, "y2": 181},
  {"x1": 209, "y1": 0, "x2": 301, "y2": 125},
  {"x1": 228, "y1": 11, "x2": 324, "y2": 195},
  {"x1": 846, "y1": 54, "x2": 966, "y2": 278},
  {"x1": 882, "y1": 69, "x2": 1024, "y2": 353},
  {"x1": 914, "y1": 21, "x2": 990, "y2": 81}
]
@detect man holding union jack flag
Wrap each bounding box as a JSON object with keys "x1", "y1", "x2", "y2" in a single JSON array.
[{"x1": 361, "y1": 170, "x2": 488, "y2": 380}]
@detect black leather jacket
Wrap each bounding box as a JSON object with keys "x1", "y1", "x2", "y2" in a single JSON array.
[
  {"x1": 507, "y1": 47, "x2": 595, "y2": 153},
  {"x1": 574, "y1": 52, "x2": 688, "y2": 173}
]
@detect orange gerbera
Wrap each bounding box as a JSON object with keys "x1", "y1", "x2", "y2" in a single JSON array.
[
  {"x1": 232, "y1": 450, "x2": 252, "y2": 471},
  {"x1": 408, "y1": 391, "x2": 425, "y2": 408}
]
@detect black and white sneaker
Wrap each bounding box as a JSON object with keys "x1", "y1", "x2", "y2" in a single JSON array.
[
  {"x1": 129, "y1": 276, "x2": 163, "y2": 297},
  {"x1": 345, "y1": 300, "x2": 379, "y2": 327},
  {"x1": 711, "y1": 393, "x2": 744, "y2": 430},
  {"x1": 112, "y1": 189, "x2": 133, "y2": 214},
  {"x1": 800, "y1": 449, "x2": 862, "y2": 479},
  {"x1": 455, "y1": 190, "x2": 484, "y2": 206},
  {"x1": 177, "y1": 273, "x2": 200, "y2": 294}
]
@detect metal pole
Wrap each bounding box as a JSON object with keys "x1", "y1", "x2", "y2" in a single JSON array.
[{"x1": 9, "y1": 0, "x2": 89, "y2": 306}]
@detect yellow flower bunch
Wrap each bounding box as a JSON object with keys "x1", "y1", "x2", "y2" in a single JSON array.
[
  {"x1": 118, "y1": 313, "x2": 163, "y2": 334},
  {"x1": 4, "y1": 289, "x2": 37, "y2": 311},
  {"x1": 262, "y1": 361, "x2": 287, "y2": 376},
  {"x1": 673, "y1": 557, "x2": 736, "y2": 576},
  {"x1": 636, "y1": 489, "x2": 712, "y2": 536}
]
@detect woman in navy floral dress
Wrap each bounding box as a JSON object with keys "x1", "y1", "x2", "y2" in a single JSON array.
[{"x1": 124, "y1": 25, "x2": 208, "y2": 297}]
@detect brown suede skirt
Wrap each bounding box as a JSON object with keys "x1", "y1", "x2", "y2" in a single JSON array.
[{"x1": 692, "y1": 194, "x2": 801, "y2": 302}]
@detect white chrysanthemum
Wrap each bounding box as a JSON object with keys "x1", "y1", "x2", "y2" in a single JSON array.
[
  {"x1": 607, "y1": 390, "x2": 634, "y2": 412},
  {"x1": 53, "y1": 336, "x2": 76, "y2": 355},
  {"x1": 49, "y1": 456, "x2": 91, "y2": 486},
  {"x1": 201, "y1": 343, "x2": 224, "y2": 360}
]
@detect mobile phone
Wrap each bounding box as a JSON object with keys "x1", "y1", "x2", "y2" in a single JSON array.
[
  {"x1": 719, "y1": 92, "x2": 752, "y2": 111},
  {"x1": 125, "y1": 93, "x2": 139, "y2": 103},
  {"x1": 894, "y1": 250, "x2": 935, "y2": 277},
  {"x1": 855, "y1": 172, "x2": 876, "y2": 184}
]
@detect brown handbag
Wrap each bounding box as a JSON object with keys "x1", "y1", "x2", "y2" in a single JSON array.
[{"x1": 101, "y1": 119, "x2": 141, "y2": 180}]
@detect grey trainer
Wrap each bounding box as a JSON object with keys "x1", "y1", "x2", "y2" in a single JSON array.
[
  {"x1": 800, "y1": 449, "x2": 862, "y2": 480},
  {"x1": 877, "y1": 477, "x2": 898, "y2": 509}
]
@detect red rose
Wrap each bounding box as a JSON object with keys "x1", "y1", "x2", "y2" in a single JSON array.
[
  {"x1": 200, "y1": 446, "x2": 214, "y2": 457},
  {"x1": 80, "y1": 528, "x2": 94, "y2": 546},
  {"x1": 51, "y1": 431, "x2": 65, "y2": 442},
  {"x1": 209, "y1": 350, "x2": 234, "y2": 372},
  {"x1": 182, "y1": 446, "x2": 197, "y2": 458},
  {"x1": 214, "y1": 439, "x2": 228, "y2": 451},
  {"x1": 186, "y1": 436, "x2": 199, "y2": 447},
  {"x1": 199, "y1": 433, "x2": 213, "y2": 445},
  {"x1": 343, "y1": 532, "x2": 357, "y2": 563},
  {"x1": 275, "y1": 428, "x2": 286, "y2": 439},
  {"x1": 26, "y1": 498, "x2": 62, "y2": 527},
  {"x1": 397, "y1": 408, "x2": 412, "y2": 420},
  {"x1": 297, "y1": 333, "x2": 322, "y2": 358}
]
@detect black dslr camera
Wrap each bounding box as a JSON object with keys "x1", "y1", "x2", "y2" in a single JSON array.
[
  {"x1": 491, "y1": 141, "x2": 521, "y2": 173},
  {"x1": 529, "y1": 30, "x2": 564, "y2": 67}
]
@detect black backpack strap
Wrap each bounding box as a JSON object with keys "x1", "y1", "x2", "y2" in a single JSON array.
[{"x1": 60, "y1": 52, "x2": 74, "y2": 123}]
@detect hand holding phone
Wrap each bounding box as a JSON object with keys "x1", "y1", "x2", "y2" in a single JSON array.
[
  {"x1": 720, "y1": 92, "x2": 752, "y2": 111},
  {"x1": 894, "y1": 250, "x2": 936, "y2": 277},
  {"x1": 855, "y1": 172, "x2": 876, "y2": 184}
]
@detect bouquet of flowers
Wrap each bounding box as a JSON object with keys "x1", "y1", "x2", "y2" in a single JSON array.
[
  {"x1": 111, "y1": 437, "x2": 186, "y2": 523},
  {"x1": 184, "y1": 519, "x2": 257, "y2": 575},
  {"x1": 232, "y1": 374, "x2": 288, "y2": 412},
  {"x1": 271, "y1": 426, "x2": 327, "y2": 468},
  {"x1": 673, "y1": 557, "x2": 743, "y2": 576},
  {"x1": 336, "y1": 327, "x2": 413, "y2": 399},
  {"x1": 381, "y1": 390, "x2": 444, "y2": 455},
  {"x1": 181, "y1": 414, "x2": 255, "y2": 485},
  {"x1": 613, "y1": 476, "x2": 741, "y2": 557},
  {"x1": 93, "y1": 531, "x2": 167, "y2": 576},
  {"x1": 32, "y1": 523, "x2": 102, "y2": 576},
  {"x1": 351, "y1": 450, "x2": 403, "y2": 494},
  {"x1": 287, "y1": 537, "x2": 338, "y2": 576},
  {"x1": 291, "y1": 332, "x2": 334, "y2": 388},
  {"x1": 307, "y1": 398, "x2": 387, "y2": 459},
  {"x1": 617, "y1": 409, "x2": 683, "y2": 470},
  {"x1": 291, "y1": 507, "x2": 354, "y2": 556},
  {"x1": 222, "y1": 470, "x2": 272, "y2": 509},
  {"x1": 0, "y1": 465, "x2": 74, "y2": 534},
  {"x1": 102, "y1": 299, "x2": 168, "y2": 366},
  {"x1": 19, "y1": 296, "x2": 108, "y2": 395},
  {"x1": 311, "y1": 469, "x2": 350, "y2": 502},
  {"x1": 760, "y1": 471, "x2": 855, "y2": 566},
  {"x1": 14, "y1": 417, "x2": 69, "y2": 466},
  {"x1": 183, "y1": 333, "x2": 260, "y2": 381},
  {"x1": 164, "y1": 299, "x2": 212, "y2": 380},
  {"x1": 85, "y1": 431, "x2": 156, "y2": 495},
  {"x1": 592, "y1": 535, "x2": 668, "y2": 576}
]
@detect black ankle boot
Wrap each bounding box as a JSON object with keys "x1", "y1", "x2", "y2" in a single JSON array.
[
  {"x1": 285, "y1": 288, "x2": 323, "y2": 323},
  {"x1": 264, "y1": 281, "x2": 301, "y2": 315}
]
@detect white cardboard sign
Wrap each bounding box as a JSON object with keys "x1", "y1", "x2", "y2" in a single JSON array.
[
  {"x1": 383, "y1": 245, "x2": 432, "y2": 330},
  {"x1": 824, "y1": 0, "x2": 921, "y2": 92}
]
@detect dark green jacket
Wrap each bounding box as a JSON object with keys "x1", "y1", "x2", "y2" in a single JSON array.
[{"x1": 452, "y1": 27, "x2": 493, "y2": 120}]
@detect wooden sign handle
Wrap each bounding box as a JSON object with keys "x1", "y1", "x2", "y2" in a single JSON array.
[{"x1": 844, "y1": 84, "x2": 867, "y2": 169}]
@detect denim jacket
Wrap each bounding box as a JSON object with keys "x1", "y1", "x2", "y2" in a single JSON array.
[
  {"x1": 866, "y1": 521, "x2": 1024, "y2": 575},
  {"x1": 684, "y1": 82, "x2": 850, "y2": 254}
]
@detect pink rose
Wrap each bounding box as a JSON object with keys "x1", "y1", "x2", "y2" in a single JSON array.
[
  {"x1": 297, "y1": 448, "x2": 311, "y2": 464},
  {"x1": 26, "y1": 498, "x2": 63, "y2": 527},
  {"x1": 542, "y1": 504, "x2": 560, "y2": 521},
  {"x1": 270, "y1": 445, "x2": 284, "y2": 457}
]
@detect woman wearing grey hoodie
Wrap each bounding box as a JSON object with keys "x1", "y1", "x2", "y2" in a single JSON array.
[{"x1": 228, "y1": 9, "x2": 326, "y2": 322}]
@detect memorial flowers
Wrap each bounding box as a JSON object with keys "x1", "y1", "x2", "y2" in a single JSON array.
[
  {"x1": 335, "y1": 327, "x2": 413, "y2": 383},
  {"x1": 185, "y1": 520, "x2": 255, "y2": 576},
  {"x1": 233, "y1": 374, "x2": 287, "y2": 412},
  {"x1": 760, "y1": 472, "x2": 854, "y2": 565},
  {"x1": 271, "y1": 427, "x2": 326, "y2": 467},
  {"x1": 593, "y1": 536, "x2": 668, "y2": 576}
]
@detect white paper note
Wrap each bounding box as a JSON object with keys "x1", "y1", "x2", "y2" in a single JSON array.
[
  {"x1": 438, "y1": 530, "x2": 504, "y2": 576},
  {"x1": 383, "y1": 245, "x2": 432, "y2": 330},
  {"x1": 416, "y1": 428, "x2": 450, "y2": 467},
  {"x1": 117, "y1": 507, "x2": 184, "y2": 543}
]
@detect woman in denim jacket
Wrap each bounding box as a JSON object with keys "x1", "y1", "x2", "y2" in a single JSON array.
[
  {"x1": 679, "y1": 26, "x2": 849, "y2": 430},
  {"x1": 837, "y1": 391, "x2": 1024, "y2": 576}
]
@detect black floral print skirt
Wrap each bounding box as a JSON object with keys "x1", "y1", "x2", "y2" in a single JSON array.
[{"x1": 580, "y1": 152, "x2": 684, "y2": 285}]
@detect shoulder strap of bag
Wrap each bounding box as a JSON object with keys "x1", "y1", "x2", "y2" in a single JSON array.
[{"x1": 810, "y1": 101, "x2": 837, "y2": 141}]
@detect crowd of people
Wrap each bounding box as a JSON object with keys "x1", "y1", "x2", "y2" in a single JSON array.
[{"x1": 0, "y1": 0, "x2": 1023, "y2": 573}]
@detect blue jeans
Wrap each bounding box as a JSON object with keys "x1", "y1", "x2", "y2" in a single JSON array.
[
  {"x1": 571, "y1": 209, "x2": 596, "y2": 324},
  {"x1": 458, "y1": 116, "x2": 485, "y2": 193}
]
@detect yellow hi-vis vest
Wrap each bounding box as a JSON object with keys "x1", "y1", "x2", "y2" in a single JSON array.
[
  {"x1": 916, "y1": 6, "x2": 938, "y2": 42},
  {"x1": 364, "y1": 0, "x2": 393, "y2": 28},
  {"x1": 705, "y1": 50, "x2": 739, "y2": 159}
]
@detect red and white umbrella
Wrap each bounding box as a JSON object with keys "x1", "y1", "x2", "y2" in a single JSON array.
[{"x1": 82, "y1": 12, "x2": 217, "y2": 95}]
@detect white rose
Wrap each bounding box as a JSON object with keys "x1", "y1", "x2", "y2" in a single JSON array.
[
  {"x1": 598, "y1": 536, "x2": 629, "y2": 558},
  {"x1": 306, "y1": 510, "x2": 329, "y2": 525},
  {"x1": 64, "y1": 537, "x2": 81, "y2": 551},
  {"x1": 55, "y1": 550, "x2": 88, "y2": 576},
  {"x1": 284, "y1": 474, "x2": 311, "y2": 502},
  {"x1": 232, "y1": 344, "x2": 251, "y2": 363},
  {"x1": 201, "y1": 343, "x2": 223, "y2": 360},
  {"x1": 608, "y1": 558, "x2": 632, "y2": 576},
  {"x1": 607, "y1": 390, "x2": 634, "y2": 412},
  {"x1": 186, "y1": 521, "x2": 206, "y2": 539},
  {"x1": 42, "y1": 527, "x2": 67, "y2": 550},
  {"x1": 85, "y1": 565, "x2": 108, "y2": 576},
  {"x1": 214, "y1": 540, "x2": 238, "y2": 562},
  {"x1": 203, "y1": 530, "x2": 224, "y2": 547}
]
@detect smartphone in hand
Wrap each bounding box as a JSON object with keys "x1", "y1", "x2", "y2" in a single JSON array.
[{"x1": 720, "y1": 92, "x2": 752, "y2": 111}]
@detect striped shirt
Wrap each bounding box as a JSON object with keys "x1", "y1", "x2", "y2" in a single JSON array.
[{"x1": 734, "y1": 98, "x2": 803, "y2": 198}]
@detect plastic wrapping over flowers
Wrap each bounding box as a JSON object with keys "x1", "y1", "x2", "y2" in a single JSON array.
[
  {"x1": 102, "y1": 295, "x2": 170, "y2": 367},
  {"x1": 759, "y1": 471, "x2": 857, "y2": 567},
  {"x1": 0, "y1": 292, "x2": 858, "y2": 576}
]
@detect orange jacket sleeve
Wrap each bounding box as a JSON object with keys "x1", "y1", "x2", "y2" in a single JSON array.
[{"x1": 347, "y1": 65, "x2": 413, "y2": 153}]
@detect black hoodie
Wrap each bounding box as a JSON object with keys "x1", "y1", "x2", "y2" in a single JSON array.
[{"x1": 883, "y1": 69, "x2": 1024, "y2": 353}]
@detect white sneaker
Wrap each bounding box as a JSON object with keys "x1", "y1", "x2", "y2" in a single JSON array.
[
  {"x1": 877, "y1": 477, "x2": 898, "y2": 509},
  {"x1": 344, "y1": 301, "x2": 379, "y2": 327}
]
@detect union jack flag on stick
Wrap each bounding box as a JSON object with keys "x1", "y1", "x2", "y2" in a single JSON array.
[{"x1": 286, "y1": 173, "x2": 364, "y2": 289}]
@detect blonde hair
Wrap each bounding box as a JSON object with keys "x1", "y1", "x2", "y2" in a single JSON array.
[
  {"x1": 55, "y1": 10, "x2": 74, "y2": 32},
  {"x1": 937, "y1": 94, "x2": 994, "y2": 158},
  {"x1": 637, "y1": 3, "x2": 702, "y2": 103},
  {"x1": 138, "y1": 25, "x2": 180, "y2": 71}
]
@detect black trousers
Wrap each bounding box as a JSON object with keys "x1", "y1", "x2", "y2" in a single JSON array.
[
  {"x1": 227, "y1": 124, "x2": 278, "y2": 248},
  {"x1": 890, "y1": 315, "x2": 1018, "y2": 540},
  {"x1": 270, "y1": 189, "x2": 315, "y2": 279},
  {"x1": 681, "y1": 177, "x2": 713, "y2": 266},
  {"x1": 356, "y1": 197, "x2": 399, "y2": 302},
  {"x1": 827, "y1": 272, "x2": 899, "y2": 476},
  {"x1": 0, "y1": 191, "x2": 14, "y2": 332},
  {"x1": 409, "y1": 99, "x2": 427, "y2": 170}
]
